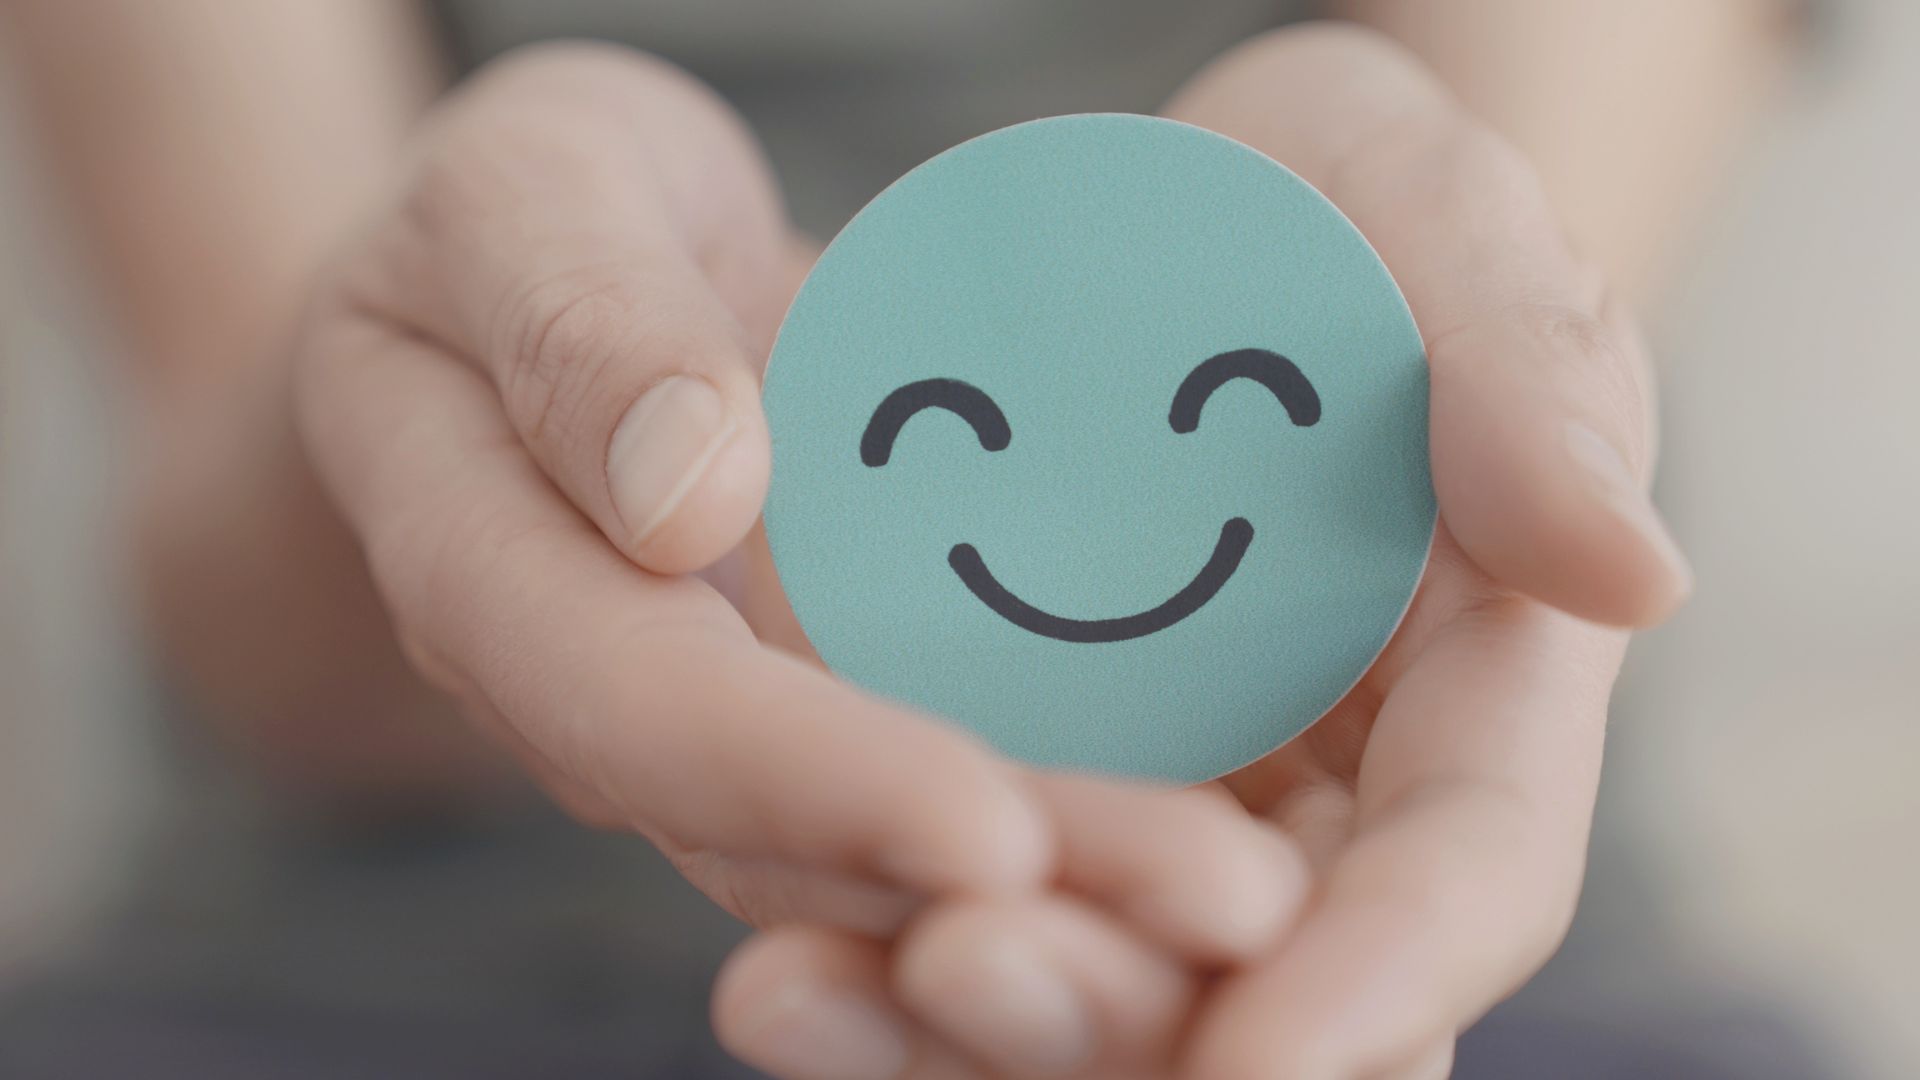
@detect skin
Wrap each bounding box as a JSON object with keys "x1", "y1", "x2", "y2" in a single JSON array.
[
  {"x1": 718, "y1": 30, "x2": 1690, "y2": 1078},
  {"x1": 0, "y1": 2, "x2": 1791, "y2": 1076}
]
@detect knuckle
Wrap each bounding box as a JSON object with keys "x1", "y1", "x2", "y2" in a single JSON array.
[
  {"x1": 402, "y1": 131, "x2": 512, "y2": 238},
  {"x1": 496, "y1": 265, "x2": 640, "y2": 445},
  {"x1": 723, "y1": 877, "x2": 789, "y2": 932},
  {"x1": 1525, "y1": 302, "x2": 1616, "y2": 359},
  {"x1": 359, "y1": 502, "x2": 469, "y2": 674},
  {"x1": 666, "y1": 848, "x2": 784, "y2": 928},
  {"x1": 1519, "y1": 301, "x2": 1652, "y2": 462},
  {"x1": 725, "y1": 873, "x2": 795, "y2": 931},
  {"x1": 401, "y1": 113, "x2": 610, "y2": 264},
  {"x1": 392, "y1": 624, "x2": 464, "y2": 698},
  {"x1": 1432, "y1": 294, "x2": 1651, "y2": 469}
]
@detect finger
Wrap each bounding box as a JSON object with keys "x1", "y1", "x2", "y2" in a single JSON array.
[
  {"x1": 297, "y1": 310, "x2": 1051, "y2": 900},
  {"x1": 1164, "y1": 25, "x2": 1690, "y2": 627},
  {"x1": 1184, "y1": 598, "x2": 1619, "y2": 1079},
  {"x1": 466, "y1": 706, "x2": 931, "y2": 934},
  {"x1": 354, "y1": 44, "x2": 790, "y2": 575},
  {"x1": 715, "y1": 928, "x2": 1001, "y2": 1080},
  {"x1": 894, "y1": 897, "x2": 1197, "y2": 1077},
  {"x1": 714, "y1": 929, "x2": 918, "y2": 1080},
  {"x1": 1036, "y1": 775, "x2": 1310, "y2": 963}
]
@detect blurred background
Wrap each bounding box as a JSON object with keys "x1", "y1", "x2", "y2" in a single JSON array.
[{"x1": 2, "y1": 1, "x2": 1915, "y2": 1077}]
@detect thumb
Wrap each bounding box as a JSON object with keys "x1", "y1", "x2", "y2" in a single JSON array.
[
  {"x1": 360, "y1": 45, "x2": 788, "y2": 575},
  {"x1": 1429, "y1": 297, "x2": 1691, "y2": 627}
]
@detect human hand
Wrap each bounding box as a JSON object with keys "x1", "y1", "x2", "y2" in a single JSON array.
[
  {"x1": 712, "y1": 24, "x2": 1690, "y2": 1080},
  {"x1": 294, "y1": 43, "x2": 1068, "y2": 931},
  {"x1": 296, "y1": 38, "x2": 1302, "y2": 975}
]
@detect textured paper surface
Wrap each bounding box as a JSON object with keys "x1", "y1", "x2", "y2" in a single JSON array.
[{"x1": 763, "y1": 114, "x2": 1434, "y2": 782}]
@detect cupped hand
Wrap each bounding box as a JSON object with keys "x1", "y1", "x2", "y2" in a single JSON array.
[
  {"x1": 295, "y1": 43, "x2": 1062, "y2": 933},
  {"x1": 713, "y1": 24, "x2": 1691, "y2": 1080},
  {"x1": 298, "y1": 41, "x2": 1295, "y2": 971}
]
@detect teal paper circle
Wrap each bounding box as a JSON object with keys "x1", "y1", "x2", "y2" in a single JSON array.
[{"x1": 763, "y1": 114, "x2": 1434, "y2": 783}]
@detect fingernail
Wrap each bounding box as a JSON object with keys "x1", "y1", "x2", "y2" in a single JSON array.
[
  {"x1": 1564, "y1": 422, "x2": 1693, "y2": 594},
  {"x1": 607, "y1": 375, "x2": 738, "y2": 547},
  {"x1": 944, "y1": 938, "x2": 1094, "y2": 1075},
  {"x1": 735, "y1": 979, "x2": 910, "y2": 1080}
]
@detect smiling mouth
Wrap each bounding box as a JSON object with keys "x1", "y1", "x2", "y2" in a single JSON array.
[{"x1": 947, "y1": 518, "x2": 1254, "y2": 644}]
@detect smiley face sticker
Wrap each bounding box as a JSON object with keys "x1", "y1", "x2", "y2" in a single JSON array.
[{"x1": 763, "y1": 114, "x2": 1435, "y2": 783}]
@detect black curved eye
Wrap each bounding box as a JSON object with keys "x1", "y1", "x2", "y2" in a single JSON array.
[
  {"x1": 861, "y1": 378, "x2": 1011, "y2": 467},
  {"x1": 1169, "y1": 348, "x2": 1320, "y2": 433}
]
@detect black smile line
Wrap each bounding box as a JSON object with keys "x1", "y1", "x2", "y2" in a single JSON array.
[{"x1": 948, "y1": 518, "x2": 1254, "y2": 644}]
